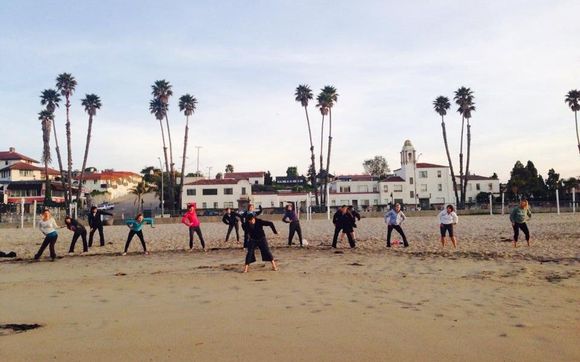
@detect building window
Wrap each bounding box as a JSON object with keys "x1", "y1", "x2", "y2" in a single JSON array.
[
  {"x1": 19, "y1": 170, "x2": 33, "y2": 177},
  {"x1": 394, "y1": 185, "x2": 402, "y2": 192},
  {"x1": 241, "y1": 187, "x2": 246, "y2": 195},
  {"x1": 373, "y1": 200, "x2": 378, "y2": 205},
  {"x1": 419, "y1": 171, "x2": 428, "y2": 178},
  {"x1": 383, "y1": 185, "x2": 388, "y2": 192},
  {"x1": 437, "y1": 170, "x2": 442, "y2": 178},
  {"x1": 372, "y1": 185, "x2": 378, "y2": 192},
  {"x1": 202, "y1": 188, "x2": 218, "y2": 195},
  {"x1": 202, "y1": 202, "x2": 207, "y2": 208},
  {"x1": 224, "y1": 188, "x2": 233, "y2": 195},
  {"x1": 186, "y1": 189, "x2": 196, "y2": 196},
  {"x1": 488, "y1": 183, "x2": 493, "y2": 191},
  {"x1": 438, "y1": 184, "x2": 443, "y2": 192},
  {"x1": 213, "y1": 202, "x2": 218, "y2": 208},
  {"x1": 410, "y1": 191, "x2": 414, "y2": 198},
  {"x1": 358, "y1": 185, "x2": 368, "y2": 192},
  {"x1": 476, "y1": 183, "x2": 481, "y2": 191},
  {"x1": 224, "y1": 202, "x2": 234, "y2": 208},
  {"x1": 361, "y1": 199, "x2": 370, "y2": 206},
  {"x1": 409, "y1": 177, "x2": 413, "y2": 185},
  {"x1": 339, "y1": 186, "x2": 351, "y2": 193},
  {"x1": 420, "y1": 184, "x2": 427, "y2": 192}
]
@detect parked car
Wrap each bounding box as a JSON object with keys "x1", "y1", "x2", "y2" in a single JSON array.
[
  {"x1": 97, "y1": 202, "x2": 115, "y2": 211},
  {"x1": 202, "y1": 209, "x2": 220, "y2": 216}
]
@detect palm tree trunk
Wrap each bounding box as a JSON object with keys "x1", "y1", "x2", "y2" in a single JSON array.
[
  {"x1": 65, "y1": 96, "x2": 73, "y2": 212},
  {"x1": 459, "y1": 116, "x2": 465, "y2": 208},
  {"x1": 52, "y1": 120, "x2": 68, "y2": 206},
  {"x1": 76, "y1": 114, "x2": 94, "y2": 209},
  {"x1": 575, "y1": 111, "x2": 579, "y2": 155},
  {"x1": 44, "y1": 162, "x2": 51, "y2": 202},
  {"x1": 159, "y1": 119, "x2": 171, "y2": 214},
  {"x1": 179, "y1": 115, "x2": 190, "y2": 211},
  {"x1": 441, "y1": 116, "x2": 460, "y2": 206},
  {"x1": 464, "y1": 120, "x2": 472, "y2": 206},
  {"x1": 319, "y1": 115, "x2": 325, "y2": 205},
  {"x1": 304, "y1": 107, "x2": 319, "y2": 206},
  {"x1": 164, "y1": 115, "x2": 176, "y2": 213},
  {"x1": 324, "y1": 109, "x2": 333, "y2": 209}
]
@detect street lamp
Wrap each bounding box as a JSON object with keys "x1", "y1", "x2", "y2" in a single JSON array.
[{"x1": 158, "y1": 157, "x2": 164, "y2": 217}]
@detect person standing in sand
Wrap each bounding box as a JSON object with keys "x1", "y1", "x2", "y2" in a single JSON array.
[
  {"x1": 510, "y1": 199, "x2": 532, "y2": 248},
  {"x1": 222, "y1": 208, "x2": 241, "y2": 242},
  {"x1": 87, "y1": 206, "x2": 113, "y2": 247},
  {"x1": 64, "y1": 216, "x2": 88, "y2": 254},
  {"x1": 438, "y1": 205, "x2": 458, "y2": 248},
  {"x1": 240, "y1": 204, "x2": 262, "y2": 248},
  {"x1": 34, "y1": 209, "x2": 59, "y2": 261},
  {"x1": 122, "y1": 213, "x2": 149, "y2": 255},
  {"x1": 340, "y1": 206, "x2": 361, "y2": 243},
  {"x1": 182, "y1": 203, "x2": 206, "y2": 251},
  {"x1": 243, "y1": 214, "x2": 278, "y2": 273},
  {"x1": 384, "y1": 203, "x2": 409, "y2": 248},
  {"x1": 331, "y1": 205, "x2": 346, "y2": 248},
  {"x1": 282, "y1": 203, "x2": 303, "y2": 247}
]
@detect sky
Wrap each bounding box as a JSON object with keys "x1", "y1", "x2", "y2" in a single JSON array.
[{"x1": 1, "y1": 0, "x2": 579, "y2": 182}]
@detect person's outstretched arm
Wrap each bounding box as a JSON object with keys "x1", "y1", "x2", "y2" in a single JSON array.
[
  {"x1": 256, "y1": 206, "x2": 263, "y2": 216},
  {"x1": 262, "y1": 220, "x2": 278, "y2": 234}
]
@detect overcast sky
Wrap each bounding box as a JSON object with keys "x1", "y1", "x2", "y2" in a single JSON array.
[{"x1": 1, "y1": 0, "x2": 579, "y2": 181}]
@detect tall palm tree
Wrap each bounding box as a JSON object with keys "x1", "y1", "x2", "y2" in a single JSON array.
[
  {"x1": 295, "y1": 84, "x2": 319, "y2": 206},
  {"x1": 56, "y1": 73, "x2": 77, "y2": 210},
  {"x1": 130, "y1": 181, "x2": 151, "y2": 213},
  {"x1": 565, "y1": 89, "x2": 580, "y2": 154},
  {"x1": 149, "y1": 98, "x2": 173, "y2": 213},
  {"x1": 316, "y1": 92, "x2": 329, "y2": 205},
  {"x1": 434, "y1": 96, "x2": 460, "y2": 206},
  {"x1": 225, "y1": 164, "x2": 234, "y2": 173},
  {"x1": 321, "y1": 86, "x2": 338, "y2": 208},
  {"x1": 76, "y1": 94, "x2": 102, "y2": 206},
  {"x1": 40, "y1": 89, "x2": 67, "y2": 201},
  {"x1": 178, "y1": 94, "x2": 197, "y2": 210},
  {"x1": 39, "y1": 110, "x2": 54, "y2": 202},
  {"x1": 454, "y1": 86, "x2": 475, "y2": 208},
  {"x1": 151, "y1": 80, "x2": 175, "y2": 197}
]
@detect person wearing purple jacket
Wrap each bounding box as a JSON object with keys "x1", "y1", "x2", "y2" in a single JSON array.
[{"x1": 282, "y1": 204, "x2": 303, "y2": 247}]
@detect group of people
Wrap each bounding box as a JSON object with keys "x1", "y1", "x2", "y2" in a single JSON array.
[{"x1": 33, "y1": 199, "x2": 534, "y2": 270}]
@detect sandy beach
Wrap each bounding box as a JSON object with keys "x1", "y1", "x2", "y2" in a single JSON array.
[{"x1": 1, "y1": 213, "x2": 579, "y2": 361}]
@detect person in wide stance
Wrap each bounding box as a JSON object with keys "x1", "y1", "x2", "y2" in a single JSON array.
[
  {"x1": 510, "y1": 199, "x2": 532, "y2": 248},
  {"x1": 243, "y1": 215, "x2": 278, "y2": 273},
  {"x1": 282, "y1": 203, "x2": 303, "y2": 247},
  {"x1": 182, "y1": 203, "x2": 206, "y2": 251},
  {"x1": 222, "y1": 207, "x2": 241, "y2": 242},
  {"x1": 34, "y1": 209, "x2": 59, "y2": 261},
  {"x1": 64, "y1": 216, "x2": 88, "y2": 254},
  {"x1": 384, "y1": 203, "x2": 409, "y2": 248},
  {"x1": 438, "y1": 204, "x2": 458, "y2": 248},
  {"x1": 122, "y1": 213, "x2": 149, "y2": 255}
]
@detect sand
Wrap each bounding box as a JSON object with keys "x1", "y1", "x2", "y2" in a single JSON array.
[{"x1": 1, "y1": 213, "x2": 578, "y2": 361}]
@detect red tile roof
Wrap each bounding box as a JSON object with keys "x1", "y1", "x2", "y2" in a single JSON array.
[
  {"x1": 0, "y1": 150, "x2": 38, "y2": 163},
  {"x1": 224, "y1": 172, "x2": 265, "y2": 180},
  {"x1": 456, "y1": 175, "x2": 496, "y2": 181},
  {"x1": 0, "y1": 162, "x2": 59, "y2": 175},
  {"x1": 381, "y1": 176, "x2": 405, "y2": 182},
  {"x1": 76, "y1": 171, "x2": 141, "y2": 181},
  {"x1": 185, "y1": 179, "x2": 241, "y2": 186},
  {"x1": 336, "y1": 174, "x2": 376, "y2": 181}
]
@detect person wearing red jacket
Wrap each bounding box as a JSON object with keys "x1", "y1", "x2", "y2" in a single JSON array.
[{"x1": 181, "y1": 203, "x2": 206, "y2": 251}]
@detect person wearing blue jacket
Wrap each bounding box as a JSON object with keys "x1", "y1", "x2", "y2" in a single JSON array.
[
  {"x1": 122, "y1": 213, "x2": 149, "y2": 255},
  {"x1": 282, "y1": 204, "x2": 303, "y2": 246}
]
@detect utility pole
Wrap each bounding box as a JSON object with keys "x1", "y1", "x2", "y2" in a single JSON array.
[
  {"x1": 195, "y1": 146, "x2": 202, "y2": 174},
  {"x1": 158, "y1": 157, "x2": 164, "y2": 217},
  {"x1": 207, "y1": 166, "x2": 213, "y2": 179}
]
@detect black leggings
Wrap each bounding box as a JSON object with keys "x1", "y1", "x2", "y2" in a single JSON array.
[
  {"x1": 225, "y1": 223, "x2": 239, "y2": 242},
  {"x1": 512, "y1": 222, "x2": 530, "y2": 242},
  {"x1": 124, "y1": 230, "x2": 147, "y2": 253},
  {"x1": 332, "y1": 227, "x2": 355, "y2": 248},
  {"x1": 189, "y1": 226, "x2": 205, "y2": 249},
  {"x1": 288, "y1": 221, "x2": 303, "y2": 245},
  {"x1": 69, "y1": 230, "x2": 88, "y2": 253},
  {"x1": 245, "y1": 237, "x2": 274, "y2": 265},
  {"x1": 89, "y1": 226, "x2": 105, "y2": 247},
  {"x1": 387, "y1": 225, "x2": 408, "y2": 246},
  {"x1": 35, "y1": 233, "x2": 58, "y2": 260}
]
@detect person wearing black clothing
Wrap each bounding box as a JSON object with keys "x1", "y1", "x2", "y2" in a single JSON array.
[
  {"x1": 340, "y1": 210, "x2": 357, "y2": 248},
  {"x1": 222, "y1": 208, "x2": 241, "y2": 242},
  {"x1": 243, "y1": 215, "x2": 278, "y2": 273},
  {"x1": 64, "y1": 216, "x2": 88, "y2": 254},
  {"x1": 88, "y1": 206, "x2": 113, "y2": 247},
  {"x1": 331, "y1": 206, "x2": 346, "y2": 248},
  {"x1": 282, "y1": 204, "x2": 303, "y2": 246},
  {"x1": 240, "y1": 204, "x2": 262, "y2": 248},
  {"x1": 341, "y1": 206, "x2": 361, "y2": 242}
]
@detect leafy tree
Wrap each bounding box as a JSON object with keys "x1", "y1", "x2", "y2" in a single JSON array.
[
  {"x1": 286, "y1": 166, "x2": 298, "y2": 177},
  {"x1": 564, "y1": 89, "x2": 580, "y2": 154},
  {"x1": 362, "y1": 156, "x2": 390, "y2": 178},
  {"x1": 433, "y1": 95, "x2": 460, "y2": 206},
  {"x1": 130, "y1": 181, "x2": 152, "y2": 212},
  {"x1": 295, "y1": 84, "x2": 319, "y2": 206},
  {"x1": 490, "y1": 172, "x2": 499, "y2": 180},
  {"x1": 545, "y1": 168, "x2": 563, "y2": 199},
  {"x1": 76, "y1": 94, "x2": 102, "y2": 206},
  {"x1": 264, "y1": 171, "x2": 273, "y2": 186},
  {"x1": 215, "y1": 172, "x2": 223, "y2": 180},
  {"x1": 56, "y1": 73, "x2": 77, "y2": 208},
  {"x1": 225, "y1": 164, "x2": 234, "y2": 173},
  {"x1": 140, "y1": 166, "x2": 161, "y2": 183}
]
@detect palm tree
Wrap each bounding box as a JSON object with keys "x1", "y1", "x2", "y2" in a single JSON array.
[
  {"x1": 453, "y1": 87, "x2": 475, "y2": 208},
  {"x1": 321, "y1": 86, "x2": 338, "y2": 208},
  {"x1": 76, "y1": 94, "x2": 102, "y2": 207},
  {"x1": 40, "y1": 89, "x2": 67, "y2": 201},
  {"x1": 149, "y1": 98, "x2": 173, "y2": 213},
  {"x1": 565, "y1": 89, "x2": 580, "y2": 154},
  {"x1": 434, "y1": 96, "x2": 460, "y2": 206},
  {"x1": 130, "y1": 181, "x2": 151, "y2": 213},
  {"x1": 316, "y1": 92, "x2": 329, "y2": 205},
  {"x1": 151, "y1": 80, "x2": 175, "y2": 198},
  {"x1": 295, "y1": 84, "x2": 319, "y2": 206},
  {"x1": 178, "y1": 94, "x2": 198, "y2": 210},
  {"x1": 39, "y1": 110, "x2": 54, "y2": 202},
  {"x1": 225, "y1": 164, "x2": 234, "y2": 173},
  {"x1": 56, "y1": 73, "x2": 77, "y2": 210}
]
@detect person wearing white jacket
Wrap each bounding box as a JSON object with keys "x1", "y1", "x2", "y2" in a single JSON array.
[
  {"x1": 384, "y1": 203, "x2": 408, "y2": 247},
  {"x1": 438, "y1": 205, "x2": 458, "y2": 248},
  {"x1": 34, "y1": 209, "x2": 59, "y2": 261}
]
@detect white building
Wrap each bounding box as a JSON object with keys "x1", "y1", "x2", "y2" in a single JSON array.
[
  {"x1": 75, "y1": 171, "x2": 143, "y2": 200},
  {"x1": 224, "y1": 172, "x2": 265, "y2": 185}
]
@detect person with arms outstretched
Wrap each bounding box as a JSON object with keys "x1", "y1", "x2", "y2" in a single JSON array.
[{"x1": 243, "y1": 215, "x2": 278, "y2": 273}]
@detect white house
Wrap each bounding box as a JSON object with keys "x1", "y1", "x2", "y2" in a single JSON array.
[
  {"x1": 182, "y1": 178, "x2": 252, "y2": 209},
  {"x1": 75, "y1": 171, "x2": 143, "y2": 200},
  {"x1": 224, "y1": 172, "x2": 265, "y2": 185}
]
